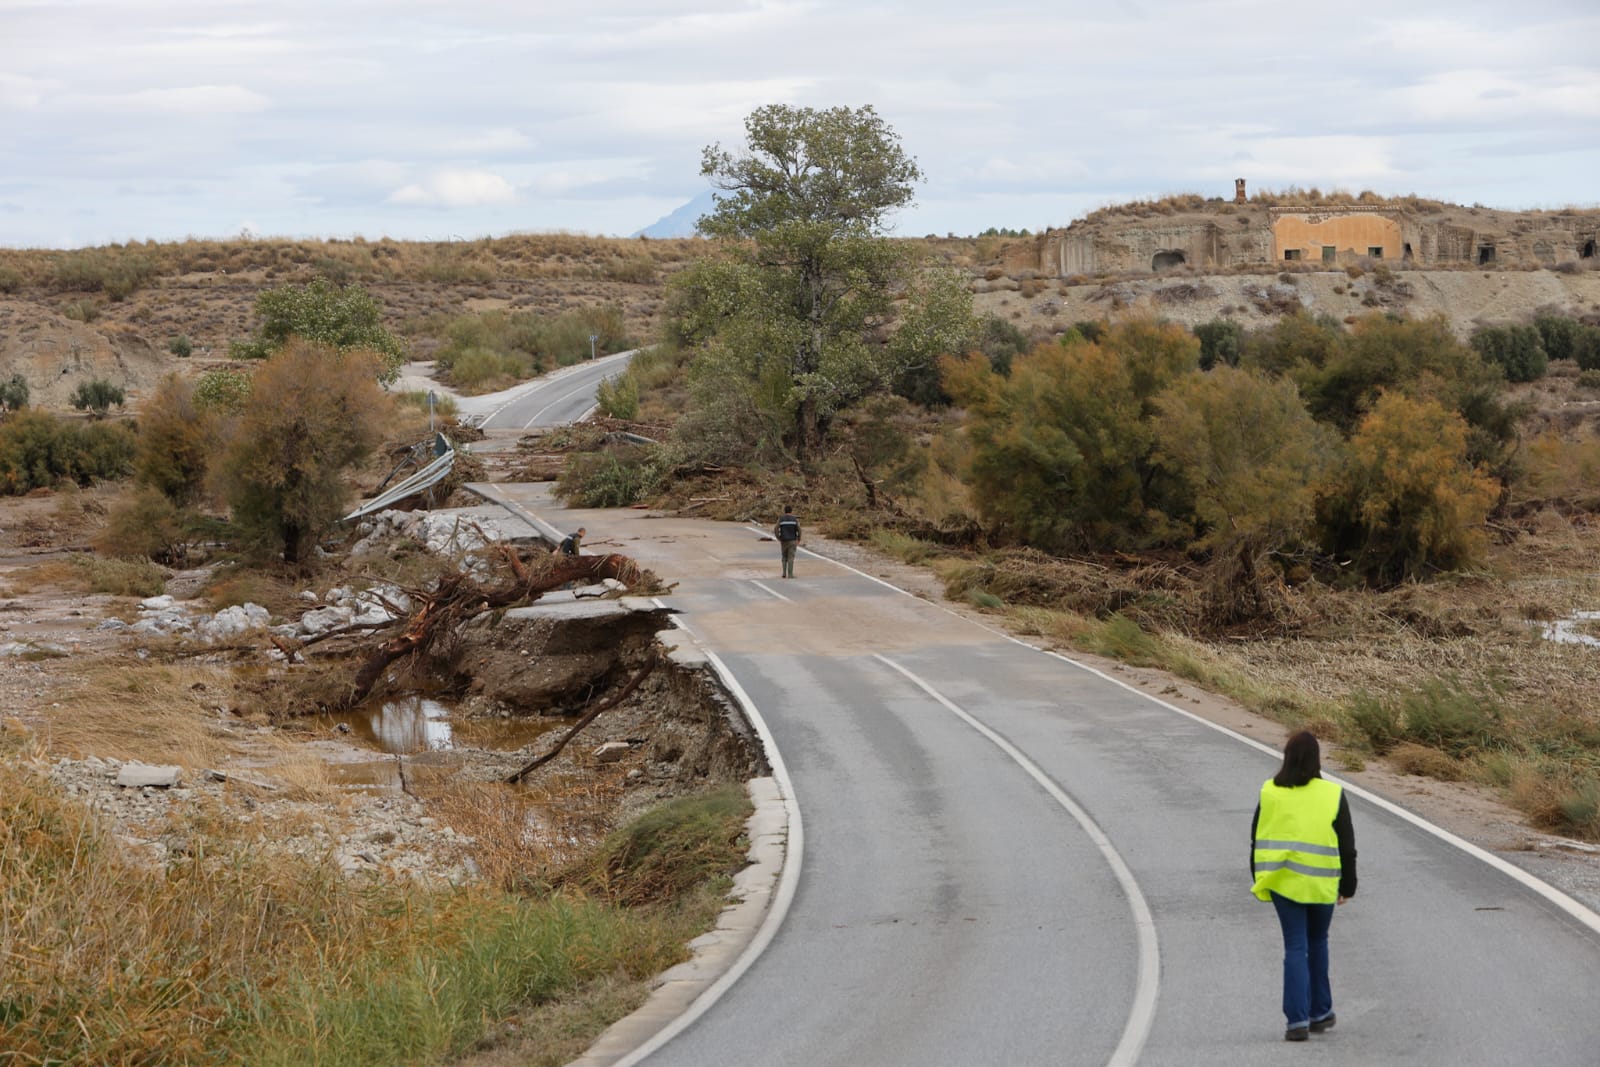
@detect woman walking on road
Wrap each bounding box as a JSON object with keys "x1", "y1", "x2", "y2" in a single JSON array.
[{"x1": 1251, "y1": 731, "x2": 1357, "y2": 1042}]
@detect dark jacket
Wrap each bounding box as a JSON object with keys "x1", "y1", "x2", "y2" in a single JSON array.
[
  {"x1": 775, "y1": 515, "x2": 801, "y2": 542},
  {"x1": 1251, "y1": 789, "x2": 1358, "y2": 900},
  {"x1": 559, "y1": 533, "x2": 582, "y2": 556}
]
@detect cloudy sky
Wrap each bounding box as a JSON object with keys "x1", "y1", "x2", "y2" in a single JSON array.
[{"x1": 3, "y1": 0, "x2": 1597, "y2": 248}]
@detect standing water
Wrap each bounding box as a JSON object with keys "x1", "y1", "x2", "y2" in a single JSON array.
[{"x1": 1543, "y1": 611, "x2": 1600, "y2": 648}]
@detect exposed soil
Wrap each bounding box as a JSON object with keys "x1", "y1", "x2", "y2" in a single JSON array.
[{"x1": 0, "y1": 490, "x2": 762, "y2": 889}]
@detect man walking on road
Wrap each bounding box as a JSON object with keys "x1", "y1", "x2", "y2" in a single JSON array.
[{"x1": 774, "y1": 506, "x2": 801, "y2": 579}]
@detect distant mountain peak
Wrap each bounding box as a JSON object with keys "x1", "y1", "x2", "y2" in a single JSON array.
[{"x1": 633, "y1": 190, "x2": 719, "y2": 238}]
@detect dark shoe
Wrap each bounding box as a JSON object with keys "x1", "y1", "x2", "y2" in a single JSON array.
[
  {"x1": 1310, "y1": 1013, "x2": 1336, "y2": 1033},
  {"x1": 1285, "y1": 1027, "x2": 1309, "y2": 1042}
]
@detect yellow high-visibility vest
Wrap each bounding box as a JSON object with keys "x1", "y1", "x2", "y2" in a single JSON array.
[{"x1": 1252, "y1": 778, "x2": 1342, "y2": 904}]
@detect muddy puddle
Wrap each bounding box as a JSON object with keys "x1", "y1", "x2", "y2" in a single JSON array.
[
  {"x1": 1542, "y1": 611, "x2": 1600, "y2": 648},
  {"x1": 319, "y1": 696, "x2": 571, "y2": 792}
]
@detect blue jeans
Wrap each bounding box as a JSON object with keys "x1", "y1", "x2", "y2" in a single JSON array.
[{"x1": 1271, "y1": 892, "x2": 1335, "y2": 1029}]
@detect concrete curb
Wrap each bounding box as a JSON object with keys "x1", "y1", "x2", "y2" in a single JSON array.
[
  {"x1": 463, "y1": 490, "x2": 800, "y2": 1066},
  {"x1": 567, "y1": 774, "x2": 790, "y2": 1067}
]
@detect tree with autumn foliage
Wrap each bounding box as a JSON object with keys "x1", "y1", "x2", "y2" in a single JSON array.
[
  {"x1": 216, "y1": 342, "x2": 389, "y2": 564},
  {"x1": 943, "y1": 319, "x2": 1198, "y2": 551},
  {"x1": 1152, "y1": 366, "x2": 1335, "y2": 616},
  {"x1": 1324, "y1": 391, "x2": 1500, "y2": 583}
]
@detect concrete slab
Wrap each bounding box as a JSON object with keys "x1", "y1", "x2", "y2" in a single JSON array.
[{"x1": 116, "y1": 763, "x2": 182, "y2": 788}]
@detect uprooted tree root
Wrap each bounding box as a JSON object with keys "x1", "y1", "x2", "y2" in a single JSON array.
[
  {"x1": 229, "y1": 544, "x2": 672, "y2": 722},
  {"x1": 341, "y1": 546, "x2": 669, "y2": 712}
]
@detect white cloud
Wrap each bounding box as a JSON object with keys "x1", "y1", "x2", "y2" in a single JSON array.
[
  {"x1": 388, "y1": 169, "x2": 519, "y2": 207},
  {"x1": 4, "y1": 0, "x2": 1597, "y2": 244},
  {"x1": 1394, "y1": 68, "x2": 1600, "y2": 124},
  {"x1": 57, "y1": 85, "x2": 271, "y2": 116},
  {"x1": 0, "y1": 73, "x2": 54, "y2": 111}
]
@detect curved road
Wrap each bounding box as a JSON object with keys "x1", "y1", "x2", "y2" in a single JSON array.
[
  {"x1": 463, "y1": 348, "x2": 637, "y2": 430},
  {"x1": 483, "y1": 485, "x2": 1600, "y2": 1066}
]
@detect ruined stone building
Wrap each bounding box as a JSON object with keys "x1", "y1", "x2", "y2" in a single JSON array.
[{"x1": 1038, "y1": 185, "x2": 1599, "y2": 276}]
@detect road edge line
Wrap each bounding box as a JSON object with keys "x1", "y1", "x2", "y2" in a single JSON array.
[
  {"x1": 572, "y1": 623, "x2": 804, "y2": 1067},
  {"x1": 874, "y1": 654, "x2": 1159, "y2": 1067},
  {"x1": 766, "y1": 526, "x2": 1600, "y2": 939}
]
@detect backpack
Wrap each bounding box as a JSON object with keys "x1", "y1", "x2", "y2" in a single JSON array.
[{"x1": 776, "y1": 516, "x2": 800, "y2": 542}]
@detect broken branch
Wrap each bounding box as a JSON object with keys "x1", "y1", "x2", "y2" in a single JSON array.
[{"x1": 504, "y1": 650, "x2": 660, "y2": 784}]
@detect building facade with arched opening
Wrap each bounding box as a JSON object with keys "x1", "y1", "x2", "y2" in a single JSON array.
[{"x1": 1036, "y1": 194, "x2": 1600, "y2": 277}]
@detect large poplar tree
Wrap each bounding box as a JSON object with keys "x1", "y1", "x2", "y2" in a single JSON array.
[{"x1": 691, "y1": 104, "x2": 930, "y2": 459}]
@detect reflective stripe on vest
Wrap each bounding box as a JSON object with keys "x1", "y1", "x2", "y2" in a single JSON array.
[{"x1": 1252, "y1": 777, "x2": 1342, "y2": 904}]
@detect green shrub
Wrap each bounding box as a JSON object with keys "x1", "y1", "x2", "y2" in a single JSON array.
[
  {"x1": 1575, "y1": 369, "x2": 1600, "y2": 391},
  {"x1": 95, "y1": 487, "x2": 188, "y2": 564},
  {"x1": 1573, "y1": 326, "x2": 1600, "y2": 372},
  {"x1": 393, "y1": 390, "x2": 459, "y2": 417},
  {"x1": 1533, "y1": 314, "x2": 1581, "y2": 362},
  {"x1": 1194, "y1": 319, "x2": 1244, "y2": 370},
  {"x1": 0, "y1": 374, "x2": 27, "y2": 412},
  {"x1": 1347, "y1": 692, "x2": 1402, "y2": 752},
  {"x1": 1399, "y1": 679, "x2": 1507, "y2": 756},
  {"x1": 0, "y1": 411, "x2": 136, "y2": 494},
  {"x1": 1470, "y1": 324, "x2": 1547, "y2": 382},
  {"x1": 1343, "y1": 679, "x2": 1506, "y2": 758},
  {"x1": 61, "y1": 298, "x2": 99, "y2": 323},
  {"x1": 168, "y1": 335, "x2": 193, "y2": 358},
  {"x1": 70, "y1": 379, "x2": 126, "y2": 416},
  {"x1": 445, "y1": 346, "x2": 529, "y2": 393},
  {"x1": 869, "y1": 529, "x2": 940, "y2": 564},
  {"x1": 1557, "y1": 780, "x2": 1600, "y2": 836},
  {"x1": 434, "y1": 306, "x2": 630, "y2": 385},
  {"x1": 192, "y1": 369, "x2": 252, "y2": 414},
  {"x1": 595, "y1": 373, "x2": 639, "y2": 419},
  {"x1": 229, "y1": 278, "x2": 406, "y2": 384},
  {"x1": 556, "y1": 448, "x2": 661, "y2": 507}
]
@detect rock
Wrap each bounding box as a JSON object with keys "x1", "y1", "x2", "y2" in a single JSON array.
[
  {"x1": 298, "y1": 590, "x2": 320, "y2": 602},
  {"x1": 594, "y1": 741, "x2": 633, "y2": 764},
  {"x1": 96, "y1": 618, "x2": 130, "y2": 631},
  {"x1": 298, "y1": 605, "x2": 355, "y2": 635},
  {"x1": 116, "y1": 763, "x2": 182, "y2": 788},
  {"x1": 197, "y1": 603, "x2": 271, "y2": 642},
  {"x1": 139, "y1": 595, "x2": 176, "y2": 610}
]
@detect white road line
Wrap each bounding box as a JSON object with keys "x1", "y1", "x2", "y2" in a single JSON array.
[
  {"x1": 609, "y1": 610, "x2": 805, "y2": 1067},
  {"x1": 521, "y1": 377, "x2": 605, "y2": 428},
  {"x1": 746, "y1": 524, "x2": 1600, "y2": 939},
  {"x1": 873, "y1": 654, "x2": 1160, "y2": 1067},
  {"x1": 750, "y1": 580, "x2": 791, "y2": 603}
]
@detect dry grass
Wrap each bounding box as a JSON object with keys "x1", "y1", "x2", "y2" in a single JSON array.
[
  {"x1": 9, "y1": 554, "x2": 168, "y2": 598},
  {"x1": 39, "y1": 660, "x2": 242, "y2": 767}
]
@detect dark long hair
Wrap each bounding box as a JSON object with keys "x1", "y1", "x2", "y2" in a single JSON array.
[{"x1": 1274, "y1": 731, "x2": 1322, "y2": 788}]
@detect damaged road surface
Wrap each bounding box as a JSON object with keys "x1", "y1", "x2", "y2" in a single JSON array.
[{"x1": 483, "y1": 483, "x2": 1600, "y2": 1067}]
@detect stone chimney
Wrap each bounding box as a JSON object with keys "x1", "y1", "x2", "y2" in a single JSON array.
[{"x1": 1235, "y1": 178, "x2": 1247, "y2": 205}]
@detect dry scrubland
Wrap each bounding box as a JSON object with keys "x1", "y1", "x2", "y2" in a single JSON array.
[{"x1": 6, "y1": 224, "x2": 1600, "y2": 1060}]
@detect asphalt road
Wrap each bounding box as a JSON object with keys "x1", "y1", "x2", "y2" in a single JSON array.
[
  {"x1": 468, "y1": 349, "x2": 636, "y2": 430},
  {"x1": 487, "y1": 487, "x2": 1600, "y2": 1067}
]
